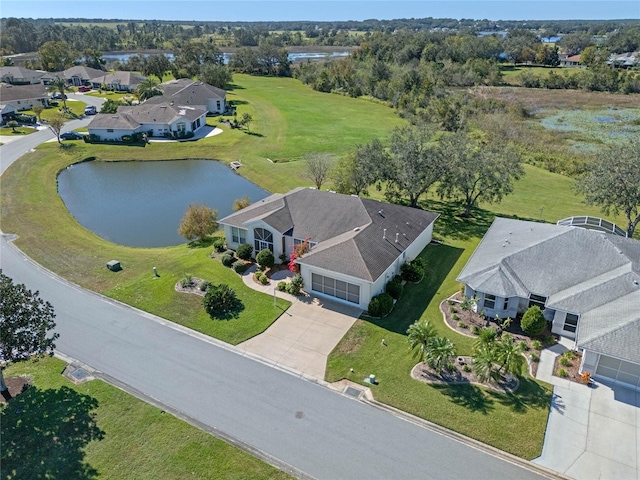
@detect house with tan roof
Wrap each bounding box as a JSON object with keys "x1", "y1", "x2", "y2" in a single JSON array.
[
  {"x1": 90, "y1": 71, "x2": 146, "y2": 92},
  {"x1": 457, "y1": 217, "x2": 640, "y2": 390},
  {"x1": 219, "y1": 188, "x2": 439, "y2": 309},
  {"x1": 146, "y1": 78, "x2": 226, "y2": 114}
]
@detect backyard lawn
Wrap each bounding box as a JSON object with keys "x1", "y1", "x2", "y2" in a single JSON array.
[
  {"x1": 0, "y1": 126, "x2": 37, "y2": 135},
  {"x1": 0, "y1": 357, "x2": 291, "y2": 480},
  {"x1": 21, "y1": 100, "x2": 88, "y2": 122}
]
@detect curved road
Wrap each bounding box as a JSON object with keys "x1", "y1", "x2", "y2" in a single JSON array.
[{"x1": 0, "y1": 98, "x2": 551, "y2": 480}]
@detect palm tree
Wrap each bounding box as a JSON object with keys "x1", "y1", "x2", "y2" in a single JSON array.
[
  {"x1": 407, "y1": 320, "x2": 437, "y2": 362},
  {"x1": 474, "y1": 327, "x2": 497, "y2": 350},
  {"x1": 425, "y1": 336, "x2": 456, "y2": 374},
  {"x1": 494, "y1": 335, "x2": 525, "y2": 378},
  {"x1": 135, "y1": 78, "x2": 162, "y2": 102},
  {"x1": 473, "y1": 343, "x2": 498, "y2": 383},
  {"x1": 47, "y1": 76, "x2": 67, "y2": 110}
]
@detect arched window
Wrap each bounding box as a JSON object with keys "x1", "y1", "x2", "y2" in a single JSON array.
[{"x1": 254, "y1": 228, "x2": 273, "y2": 253}]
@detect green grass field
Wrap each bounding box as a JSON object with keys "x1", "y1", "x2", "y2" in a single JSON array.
[
  {"x1": 0, "y1": 126, "x2": 36, "y2": 135},
  {"x1": 500, "y1": 65, "x2": 577, "y2": 85},
  {"x1": 22, "y1": 100, "x2": 88, "y2": 123},
  {"x1": 1, "y1": 357, "x2": 291, "y2": 480},
  {"x1": 85, "y1": 91, "x2": 136, "y2": 101}
]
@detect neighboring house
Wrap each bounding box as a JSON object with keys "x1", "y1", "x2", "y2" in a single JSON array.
[
  {"x1": 0, "y1": 103, "x2": 18, "y2": 122},
  {"x1": 457, "y1": 217, "x2": 640, "y2": 390},
  {"x1": 608, "y1": 51, "x2": 639, "y2": 68},
  {"x1": 561, "y1": 54, "x2": 582, "y2": 67},
  {"x1": 0, "y1": 83, "x2": 49, "y2": 111},
  {"x1": 44, "y1": 66, "x2": 105, "y2": 86},
  {"x1": 0, "y1": 66, "x2": 45, "y2": 85},
  {"x1": 87, "y1": 101, "x2": 207, "y2": 140},
  {"x1": 145, "y1": 78, "x2": 226, "y2": 114},
  {"x1": 219, "y1": 188, "x2": 439, "y2": 310},
  {"x1": 90, "y1": 71, "x2": 146, "y2": 92}
]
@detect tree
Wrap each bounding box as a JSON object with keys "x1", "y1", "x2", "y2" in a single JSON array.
[
  {"x1": 473, "y1": 343, "x2": 499, "y2": 383},
  {"x1": 48, "y1": 76, "x2": 68, "y2": 110},
  {"x1": 32, "y1": 103, "x2": 44, "y2": 123},
  {"x1": 47, "y1": 112, "x2": 66, "y2": 144},
  {"x1": 203, "y1": 284, "x2": 240, "y2": 317},
  {"x1": 474, "y1": 327, "x2": 498, "y2": 350},
  {"x1": 240, "y1": 113, "x2": 253, "y2": 133},
  {"x1": 521, "y1": 306, "x2": 547, "y2": 336},
  {"x1": 232, "y1": 196, "x2": 251, "y2": 211},
  {"x1": 437, "y1": 131, "x2": 524, "y2": 217},
  {"x1": 576, "y1": 137, "x2": 640, "y2": 238},
  {"x1": 38, "y1": 40, "x2": 76, "y2": 71},
  {"x1": 424, "y1": 336, "x2": 456, "y2": 374},
  {"x1": 381, "y1": 124, "x2": 448, "y2": 208},
  {"x1": 494, "y1": 335, "x2": 525, "y2": 377},
  {"x1": 199, "y1": 63, "x2": 232, "y2": 89},
  {"x1": 178, "y1": 204, "x2": 218, "y2": 242},
  {"x1": 332, "y1": 139, "x2": 384, "y2": 196},
  {"x1": 142, "y1": 54, "x2": 171, "y2": 82},
  {"x1": 0, "y1": 270, "x2": 59, "y2": 400},
  {"x1": 305, "y1": 153, "x2": 335, "y2": 190},
  {"x1": 136, "y1": 77, "x2": 163, "y2": 101},
  {"x1": 406, "y1": 320, "x2": 438, "y2": 362},
  {"x1": 7, "y1": 120, "x2": 18, "y2": 133}
]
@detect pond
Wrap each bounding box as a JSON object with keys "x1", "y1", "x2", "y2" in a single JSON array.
[
  {"x1": 57, "y1": 159, "x2": 269, "y2": 247},
  {"x1": 102, "y1": 51, "x2": 350, "y2": 65}
]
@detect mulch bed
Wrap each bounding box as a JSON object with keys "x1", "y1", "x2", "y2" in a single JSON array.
[
  {"x1": 175, "y1": 277, "x2": 207, "y2": 297},
  {"x1": 553, "y1": 351, "x2": 585, "y2": 384},
  {"x1": 411, "y1": 357, "x2": 519, "y2": 393},
  {"x1": 440, "y1": 292, "x2": 552, "y2": 377},
  {"x1": 0, "y1": 376, "x2": 32, "y2": 403}
]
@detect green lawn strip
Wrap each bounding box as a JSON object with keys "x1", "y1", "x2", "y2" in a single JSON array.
[
  {"x1": 85, "y1": 91, "x2": 135, "y2": 101},
  {"x1": 0, "y1": 126, "x2": 37, "y2": 135},
  {"x1": 500, "y1": 65, "x2": 576, "y2": 84},
  {"x1": 22, "y1": 100, "x2": 88, "y2": 123},
  {"x1": 1, "y1": 357, "x2": 292, "y2": 480}
]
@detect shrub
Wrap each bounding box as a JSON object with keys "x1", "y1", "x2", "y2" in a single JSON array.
[
  {"x1": 221, "y1": 254, "x2": 234, "y2": 267},
  {"x1": 521, "y1": 306, "x2": 547, "y2": 336},
  {"x1": 277, "y1": 281, "x2": 288, "y2": 292},
  {"x1": 255, "y1": 270, "x2": 263, "y2": 282},
  {"x1": 287, "y1": 274, "x2": 304, "y2": 295},
  {"x1": 470, "y1": 325, "x2": 480, "y2": 335},
  {"x1": 559, "y1": 356, "x2": 571, "y2": 366},
  {"x1": 236, "y1": 243, "x2": 253, "y2": 260},
  {"x1": 531, "y1": 340, "x2": 543, "y2": 350},
  {"x1": 400, "y1": 260, "x2": 424, "y2": 283},
  {"x1": 447, "y1": 299, "x2": 454, "y2": 306},
  {"x1": 519, "y1": 341, "x2": 529, "y2": 351},
  {"x1": 563, "y1": 350, "x2": 576, "y2": 360},
  {"x1": 557, "y1": 368, "x2": 568, "y2": 378},
  {"x1": 279, "y1": 253, "x2": 288, "y2": 264},
  {"x1": 530, "y1": 353, "x2": 540, "y2": 362},
  {"x1": 452, "y1": 313, "x2": 459, "y2": 321},
  {"x1": 457, "y1": 321, "x2": 467, "y2": 329},
  {"x1": 224, "y1": 250, "x2": 235, "y2": 257},
  {"x1": 212, "y1": 237, "x2": 226, "y2": 253},
  {"x1": 180, "y1": 274, "x2": 193, "y2": 288},
  {"x1": 256, "y1": 248, "x2": 275, "y2": 269},
  {"x1": 385, "y1": 280, "x2": 403, "y2": 300},
  {"x1": 203, "y1": 284, "x2": 240, "y2": 317},
  {"x1": 367, "y1": 293, "x2": 393, "y2": 317},
  {"x1": 199, "y1": 280, "x2": 212, "y2": 292},
  {"x1": 462, "y1": 365, "x2": 472, "y2": 372},
  {"x1": 542, "y1": 334, "x2": 556, "y2": 346},
  {"x1": 449, "y1": 306, "x2": 457, "y2": 313},
  {"x1": 259, "y1": 273, "x2": 269, "y2": 285},
  {"x1": 233, "y1": 262, "x2": 247, "y2": 274}
]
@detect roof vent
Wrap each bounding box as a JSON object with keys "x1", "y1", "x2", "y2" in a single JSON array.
[
  {"x1": 354, "y1": 227, "x2": 360, "y2": 232},
  {"x1": 378, "y1": 209, "x2": 385, "y2": 217},
  {"x1": 383, "y1": 228, "x2": 387, "y2": 240},
  {"x1": 395, "y1": 233, "x2": 399, "y2": 243}
]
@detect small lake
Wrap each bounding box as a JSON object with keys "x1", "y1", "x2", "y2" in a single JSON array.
[
  {"x1": 103, "y1": 51, "x2": 350, "y2": 65},
  {"x1": 57, "y1": 159, "x2": 269, "y2": 247}
]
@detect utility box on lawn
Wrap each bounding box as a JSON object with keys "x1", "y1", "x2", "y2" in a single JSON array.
[{"x1": 107, "y1": 260, "x2": 121, "y2": 272}]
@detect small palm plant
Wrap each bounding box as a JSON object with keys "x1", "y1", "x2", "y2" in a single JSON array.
[
  {"x1": 425, "y1": 336, "x2": 456, "y2": 375},
  {"x1": 407, "y1": 320, "x2": 437, "y2": 362}
]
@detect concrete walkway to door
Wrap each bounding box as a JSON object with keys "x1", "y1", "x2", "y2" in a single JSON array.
[{"x1": 237, "y1": 265, "x2": 361, "y2": 379}]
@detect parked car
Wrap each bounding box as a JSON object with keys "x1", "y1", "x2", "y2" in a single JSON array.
[
  {"x1": 78, "y1": 86, "x2": 92, "y2": 92},
  {"x1": 51, "y1": 92, "x2": 67, "y2": 100},
  {"x1": 84, "y1": 106, "x2": 97, "y2": 115},
  {"x1": 60, "y1": 131, "x2": 84, "y2": 140}
]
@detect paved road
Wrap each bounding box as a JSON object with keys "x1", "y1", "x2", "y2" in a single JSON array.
[{"x1": 0, "y1": 104, "x2": 550, "y2": 480}]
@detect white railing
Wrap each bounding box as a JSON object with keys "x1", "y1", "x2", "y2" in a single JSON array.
[{"x1": 557, "y1": 216, "x2": 627, "y2": 237}]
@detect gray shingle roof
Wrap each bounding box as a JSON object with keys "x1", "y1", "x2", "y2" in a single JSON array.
[
  {"x1": 87, "y1": 112, "x2": 140, "y2": 129},
  {"x1": 219, "y1": 188, "x2": 439, "y2": 282},
  {"x1": 120, "y1": 102, "x2": 205, "y2": 123},
  {"x1": 0, "y1": 66, "x2": 45, "y2": 81},
  {"x1": 91, "y1": 71, "x2": 145, "y2": 87},
  {"x1": 60, "y1": 66, "x2": 105, "y2": 81},
  {"x1": 0, "y1": 83, "x2": 47, "y2": 102}
]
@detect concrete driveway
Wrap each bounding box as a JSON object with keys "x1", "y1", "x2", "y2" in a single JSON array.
[
  {"x1": 239, "y1": 267, "x2": 360, "y2": 379},
  {"x1": 534, "y1": 343, "x2": 640, "y2": 479}
]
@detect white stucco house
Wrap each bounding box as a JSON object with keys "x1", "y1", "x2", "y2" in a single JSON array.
[
  {"x1": 219, "y1": 187, "x2": 439, "y2": 310},
  {"x1": 457, "y1": 217, "x2": 640, "y2": 390},
  {"x1": 87, "y1": 101, "x2": 207, "y2": 141},
  {"x1": 0, "y1": 83, "x2": 49, "y2": 111},
  {"x1": 145, "y1": 78, "x2": 226, "y2": 114}
]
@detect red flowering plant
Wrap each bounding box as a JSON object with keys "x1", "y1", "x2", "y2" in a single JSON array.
[{"x1": 288, "y1": 238, "x2": 310, "y2": 273}]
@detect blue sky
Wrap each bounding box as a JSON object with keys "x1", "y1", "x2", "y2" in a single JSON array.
[{"x1": 1, "y1": 0, "x2": 639, "y2": 22}]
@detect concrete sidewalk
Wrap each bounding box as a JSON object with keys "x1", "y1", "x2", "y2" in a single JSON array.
[
  {"x1": 533, "y1": 340, "x2": 640, "y2": 479},
  {"x1": 238, "y1": 265, "x2": 361, "y2": 379}
]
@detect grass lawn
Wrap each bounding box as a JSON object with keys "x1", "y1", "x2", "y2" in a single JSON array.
[
  {"x1": 22, "y1": 101, "x2": 88, "y2": 123},
  {"x1": 85, "y1": 91, "x2": 135, "y2": 101},
  {"x1": 0, "y1": 126, "x2": 37, "y2": 135},
  {"x1": 1, "y1": 357, "x2": 291, "y2": 479},
  {"x1": 500, "y1": 65, "x2": 576, "y2": 85}
]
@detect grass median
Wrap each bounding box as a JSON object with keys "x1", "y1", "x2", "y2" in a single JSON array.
[{"x1": 0, "y1": 357, "x2": 292, "y2": 480}]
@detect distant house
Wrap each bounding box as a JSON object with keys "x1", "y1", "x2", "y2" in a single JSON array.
[
  {"x1": 457, "y1": 217, "x2": 640, "y2": 391},
  {"x1": 0, "y1": 66, "x2": 45, "y2": 85},
  {"x1": 0, "y1": 103, "x2": 17, "y2": 122},
  {"x1": 43, "y1": 66, "x2": 105, "y2": 87},
  {"x1": 0, "y1": 83, "x2": 49, "y2": 111},
  {"x1": 87, "y1": 101, "x2": 207, "y2": 140},
  {"x1": 561, "y1": 54, "x2": 582, "y2": 67},
  {"x1": 608, "y1": 51, "x2": 639, "y2": 69},
  {"x1": 145, "y1": 78, "x2": 226, "y2": 114},
  {"x1": 219, "y1": 188, "x2": 439, "y2": 310},
  {"x1": 90, "y1": 71, "x2": 146, "y2": 92}
]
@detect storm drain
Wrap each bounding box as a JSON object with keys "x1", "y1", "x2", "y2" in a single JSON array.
[
  {"x1": 344, "y1": 386, "x2": 363, "y2": 399},
  {"x1": 63, "y1": 365, "x2": 94, "y2": 384},
  {"x1": 71, "y1": 368, "x2": 89, "y2": 381}
]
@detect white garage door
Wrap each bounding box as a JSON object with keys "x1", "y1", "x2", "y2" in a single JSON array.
[
  {"x1": 596, "y1": 355, "x2": 640, "y2": 389},
  {"x1": 311, "y1": 273, "x2": 360, "y2": 305}
]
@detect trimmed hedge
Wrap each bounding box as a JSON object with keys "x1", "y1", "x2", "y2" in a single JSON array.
[
  {"x1": 385, "y1": 279, "x2": 403, "y2": 300},
  {"x1": 236, "y1": 243, "x2": 253, "y2": 260},
  {"x1": 221, "y1": 254, "x2": 234, "y2": 267},
  {"x1": 256, "y1": 248, "x2": 274, "y2": 269},
  {"x1": 521, "y1": 306, "x2": 547, "y2": 336},
  {"x1": 233, "y1": 262, "x2": 248, "y2": 274},
  {"x1": 400, "y1": 260, "x2": 424, "y2": 283},
  {"x1": 368, "y1": 293, "x2": 393, "y2": 317}
]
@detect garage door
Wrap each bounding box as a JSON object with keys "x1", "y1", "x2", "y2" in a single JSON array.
[
  {"x1": 311, "y1": 273, "x2": 360, "y2": 305},
  {"x1": 596, "y1": 355, "x2": 640, "y2": 389}
]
